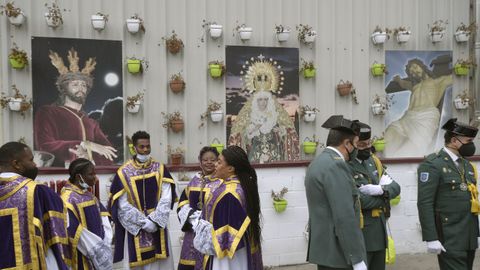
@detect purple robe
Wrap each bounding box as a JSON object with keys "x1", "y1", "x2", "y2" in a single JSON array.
[
  {"x1": 109, "y1": 159, "x2": 177, "y2": 268},
  {"x1": 177, "y1": 174, "x2": 223, "y2": 270},
  {"x1": 0, "y1": 175, "x2": 69, "y2": 269},
  {"x1": 61, "y1": 183, "x2": 109, "y2": 269},
  {"x1": 197, "y1": 176, "x2": 263, "y2": 270}
]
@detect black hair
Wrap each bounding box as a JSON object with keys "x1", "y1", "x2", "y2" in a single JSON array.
[
  {"x1": 444, "y1": 131, "x2": 455, "y2": 144},
  {"x1": 132, "y1": 131, "x2": 150, "y2": 146},
  {"x1": 0, "y1": 141, "x2": 29, "y2": 167},
  {"x1": 326, "y1": 129, "x2": 356, "y2": 147},
  {"x1": 221, "y1": 145, "x2": 262, "y2": 248},
  {"x1": 198, "y1": 146, "x2": 219, "y2": 161},
  {"x1": 68, "y1": 158, "x2": 94, "y2": 183}
]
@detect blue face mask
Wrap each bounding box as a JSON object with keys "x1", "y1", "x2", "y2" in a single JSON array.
[
  {"x1": 78, "y1": 175, "x2": 90, "y2": 190},
  {"x1": 136, "y1": 154, "x2": 151, "y2": 163}
]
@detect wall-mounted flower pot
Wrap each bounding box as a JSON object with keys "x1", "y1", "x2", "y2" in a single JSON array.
[
  {"x1": 127, "y1": 102, "x2": 141, "y2": 113},
  {"x1": 396, "y1": 31, "x2": 411, "y2": 43},
  {"x1": 91, "y1": 14, "x2": 106, "y2": 30},
  {"x1": 303, "y1": 31, "x2": 317, "y2": 43},
  {"x1": 454, "y1": 64, "x2": 469, "y2": 76},
  {"x1": 303, "y1": 142, "x2": 317, "y2": 154},
  {"x1": 169, "y1": 79, "x2": 185, "y2": 93},
  {"x1": 9, "y1": 13, "x2": 26, "y2": 26},
  {"x1": 454, "y1": 30, "x2": 469, "y2": 43},
  {"x1": 170, "y1": 119, "x2": 184, "y2": 133},
  {"x1": 303, "y1": 111, "x2": 316, "y2": 122},
  {"x1": 170, "y1": 153, "x2": 183, "y2": 165},
  {"x1": 371, "y1": 63, "x2": 386, "y2": 76},
  {"x1": 303, "y1": 68, "x2": 316, "y2": 78},
  {"x1": 210, "y1": 143, "x2": 224, "y2": 153},
  {"x1": 372, "y1": 139, "x2": 386, "y2": 152},
  {"x1": 127, "y1": 59, "x2": 142, "y2": 74},
  {"x1": 45, "y1": 12, "x2": 61, "y2": 28},
  {"x1": 337, "y1": 81, "x2": 353, "y2": 96},
  {"x1": 126, "y1": 19, "x2": 141, "y2": 33},
  {"x1": 239, "y1": 27, "x2": 253, "y2": 40},
  {"x1": 209, "y1": 24, "x2": 223, "y2": 38},
  {"x1": 276, "y1": 30, "x2": 290, "y2": 42},
  {"x1": 209, "y1": 64, "x2": 223, "y2": 78},
  {"x1": 8, "y1": 98, "x2": 23, "y2": 111},
  {"x1": 390, "y1": 195, "x2": 401, "y2": 206},
  {"x1": 210, "y1": 110, "x2": 223, "y2": 122},
  {"x1": 429, "y1": 31, "x2": 445, "y2": 43},
  {"x1": 9, "y1": 58, "x2": 26, "y2": 69},
  {"x1": 273, "y1": 199, "x2": 288, "y2": 213},
  {"x1": 454, "y1": 98, "x2": 469, "y2": 110},
  {"x1": 371, "y1": 103, "x2": 386, "y2": 115},
  {"x1": 371, "y1": 31, "x2": 388, "y2": 45}
]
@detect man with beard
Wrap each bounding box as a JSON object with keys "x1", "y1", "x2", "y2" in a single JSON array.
[
  {"x1": 34, "y1": 48, "x2": 117, "y2": 167},
  {"x1": 0, "y1": 141, "x2": 69, "y2": 269}
]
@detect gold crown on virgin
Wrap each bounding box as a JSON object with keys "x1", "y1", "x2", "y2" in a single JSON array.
[
  {"x1": 49, "y1": 48, "x2": 96, "y2": 75},
  {"x1": 239, "y1": 54, "x2": 285, "y2": 94}
]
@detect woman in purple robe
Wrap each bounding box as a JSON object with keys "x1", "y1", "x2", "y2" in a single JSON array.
[
  {"x1": 61, "y1": 158, "x2": 113, "y2": 269},
  {"x1": 192, "y1": 146, "x2": 263, "y2": 270},
  {"x1": 177, "y1": 146, "x2": 223, "y2": 270}
]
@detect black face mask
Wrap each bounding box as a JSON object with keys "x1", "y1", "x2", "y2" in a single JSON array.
[
  {"x1": 22, "y1": 167, "x2": 39, "y2": 180},
  {"x1": 356, "y1": 148, "x2": 371, "y2": 161},
  {"x1": 458, "y1": 141, "x2": 476, "y2": 157}
]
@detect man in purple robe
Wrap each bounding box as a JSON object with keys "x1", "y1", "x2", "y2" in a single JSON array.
[
  {"x1": 0, "y1": 141, "x2": 69, "y2": 269},
  {"x1": 109, "y1": 131, "x2": 177, "y2": 269}
]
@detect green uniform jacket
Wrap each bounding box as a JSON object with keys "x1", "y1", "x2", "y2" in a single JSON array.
[
  {"x1": 417, "y1": 149, "x2": 479, "y2": 251},
  {"x1": 305, "y1": 148, "x2": 367, "y2": 268},
  {"x1": 349, "y1": 155, "x2": 401, "y2": 252}
]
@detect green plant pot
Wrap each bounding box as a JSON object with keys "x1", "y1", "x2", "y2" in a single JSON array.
[
  {"x1": 454, "y1": 64, "x2": 469, "y2": 76},
  {"x1": 9, "y1": 58, "x2": 26, "y2": 69},
  {"x1": 303, "y1": 142, "x2": 317, "y2": 154},
  {"x1": 273, "y1": 199, "x2": 288, "y2": 213},
  {"x1": 303, "y1": 68, "x2": 316, "y2": 78},
  {"x1": 390, "y1": 195, "x2": 401, "y2": 206},
  {"x1": 210, "y1": 143, "x2": 224, "y2": 153},
  {"x1": 371, "y1": 64, "x2": 385, "y2": 76},
  {"x1": 127, "y1": 59, "x2": 142, "y2": 74},
  {"x1": 209, "y1": 64, "x2": 223, "y2": 78},
  {"x1": 372, "y1": 139, "x2": 386, "y2": 152}
]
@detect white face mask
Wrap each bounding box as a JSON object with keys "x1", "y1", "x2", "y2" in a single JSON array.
[
  {"x1": 78, "y1": 175, "x2": 90, "y2": 190},
  {"x1": 136, "y1": 154, "x2": 151, "y2": 163}
]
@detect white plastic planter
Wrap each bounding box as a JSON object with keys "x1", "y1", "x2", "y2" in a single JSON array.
[
  {"x1": 396, "y1": 31, "x2": 411, "y2": 43},
  {"x1": 454, "y1": 31, "x2": 470, "y2": 43},
  {"x1": 238, "y1": 27, "x2": 253, "y2": 40},
  {"x1": 430, "y1": 31, "x2": 445, "y2": 43},
  {"x1": 371, "y1": 32, "x2": 388, "y2": 45},
  {"x1": 303, "y1": 31, "x2": 317, "y2": 43},
  {"x1": 9, "y1": 13, "x2": 25, "y2": 26},
  {"x1": 91, "y1": 15, "x2": 106, "y2": 30},
  {"x1": 210, "y1": 110, "x2": 223, "y2": 122},
  {"x1": 276, "y1": 30, "x2": 290, "y2": 42},
  {"x1": 8, "y1": 98, "x2": 23, "y2": 111},
  {"x1": 45, "y1": 12, "x2": 61, "y2": 28},
  {"x1": 126, "y1": 18, "x2": 141, "y2": 33},
  {"x1": 209, "y1": 24, "x2": 223, "y2": 38},
  {"x1": 127, "y1": 103, "x2": 141, "y2": 114},
  {"x1": 454, "y1": 98, "x2": 469, "y2": 110},
  {"x1": 303, "y1": 111, "x2": 316, "y2": 122},
  {"x1": 371, "y1": 103, "x2": 386, "y2": 115}
]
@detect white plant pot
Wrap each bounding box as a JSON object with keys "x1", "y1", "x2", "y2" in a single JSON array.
[
  {"x1": 371, "y1": 103, "x2": 386, "y2": 115},
  {"x1": 9, "y1": 13, "x2": 25, "y2": 26},
  {"x1": 303, "y1": 31, "x2": 317, "y2": 43},
  {"x1": 396, "y1": 31, "x2": 411, "y2": 43},
  {"x1": 91, "y1": 15, "x2": 106, "y2": 30},
  {"x1": 454, "y1": 30, "x2": 470, "y2": 43},
  {"x1": 238, "y1": 27, "x2": 253, "y2": 40},
  {"x1": 371, "y1": 31, "x2": 388, "y2": 44},
  {"x1": 303, "y1": 111, "x2": 316, "y2": 122},
  {"x1": 430, "y1": 31, "x2": 445, "y2": 43},
  {"x1": 210, "y1": 110, "x2": 223, "y2": 122},
  {"x1": 45, "y1": 12, "x2": 61, "y2": 28},
  {"x1": 454, "y1": 98, "x2": 469, "y2": 110},
  {"x1": 127, "y1": 103, "x2": 141, "y2": 113},
  {"x1": 209, "y1": 24, "x2": 223, "y2": 38},
  {"x1": 276, "y1": 30, "x2": 290, "y2": 42},
  {"x1": 126, "y1": 19, "x2": 141, "y2": 33},
  {"x1": 8, "y1": 98, "x2": 23, "y2": 111}
]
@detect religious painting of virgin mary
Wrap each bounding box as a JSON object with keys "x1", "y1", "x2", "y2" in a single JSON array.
[{"x1": 226, "y1": 46, "x2": 300, "y2": 163}]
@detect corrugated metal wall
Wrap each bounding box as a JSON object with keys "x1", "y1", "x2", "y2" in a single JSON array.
[{"x1": 0, "y1": 0, "x2": 474, "y2": 163}]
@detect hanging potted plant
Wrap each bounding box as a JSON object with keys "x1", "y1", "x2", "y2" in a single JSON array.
[
  {"x1": 201, "y1": 20, "x2": 222, "y2": 39},
  {"x1": 233, "y1": 23, "x2": 253, "y2": 41},
  {"x1": 372, "y1": 134, "x2": 386, "y2": 152},
  {"x1": 125, "y1": 90, "x2": 145, "y2": 114},
  {"x1": 126, "y1": 13, "x2": 145, "y2": 34},
  {"x1": 454, "y1": 58, "x2": 476, "y2": 76},
  {"x1": 298, "y1": 105, "x2": 319, "y2": 122},
  {"x1": 303, "y1": 135, "x2": 320, "y2": 155},
  {"x1": 162, "y1": 111, "x2": 185, "y2": 133},
  {"x1": 169, "y1": 72, "x2": 186, "y2": 93},
  {"x1": 91, "y1": 12, "x2": 108, "y2": 30},
  {"x1": 296, "y1": 24, "x2": 317, "y2": 44},
  {"x1": 199, "y1": 100, "x2": 223, "y2": 128},
  {"x1": 208, "y1": 60, "x2": 225, "y2": 78},
  {"x1": 162, "y1": 30, "x2": 184, "y2": 54},
  {"x1": 126, "y1": 56, "x2": 148, "y2": 74},
  {"x1": 8, "y1": 43, "x2": 28, "y2": 69},
  {"x1": 275, "y1": 24, "x2": 291, "y2": 42},
  {"x1": 336, "y1": 80, "x2": 353, "y2": 96},
  {"x1": 271, "y1": 187, "x2": 289, "y2": 213},
  {"x1": 453, "y1": 90, "x2": 472, "y2": 110},
  {"x1": 454, "y1": 22, "x2": 476, "y2": 43},
  {"x1": 393, "y1": 26, "x2": 411, "y2": 43},
  {"x1": 210, "y1": 138, "x2": 224, "y2": 153},
  {"x1": 299, "y1": 58, "x2": 316, "y2": 78},
  {"x1": 371, "y1": 61, "x2": 388, "y2": 77},
  {"x1": 371, "y1": 26, "x2": 391, "y2": 45},
  {"x1": 0, "y1": 85, "x2": 32, "y2": 118},
  {"x1": 428, "y1": 20, "x2": 448, "y2": 43},
  {"x1": 44, "y1": 2, "x2": 63, "y2": 28},
  {"x1": 168, "y1": 145, "x2": 185, "y2": 165},
  {"x1": 371, "y1": 94, "x2": 392, "y2": 115},
  {"x1": 0, "y1": 1, "x2": 26, "y2": 26}
]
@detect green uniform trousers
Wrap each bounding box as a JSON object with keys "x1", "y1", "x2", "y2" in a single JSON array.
[
  {"x1": 367, "y1": 250, "x2": 386, "y2": 270},
  {"x1": 317, "y1": 265, "x2": 351, "y2": 270},
  {"x1": 438, "y1": 250, "x2": 476, "y2": 270}
]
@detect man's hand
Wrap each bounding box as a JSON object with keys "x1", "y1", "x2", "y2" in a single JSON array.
[
  {"x1": 427, "y1": 240, "x2": 446, "y2": 254},
  {"x1": 69, "y1": 145, "x2": 89, "y2": 159},
  {"x1": 352, "y1": 261, "x2": 367, "y2": 270},
  {"x1": 142, "y1": 219, "x2": 158, "y2": 233},
  {"x1": 82, "y1": 141, "x2": 118, "y2": 161},
  {"x1": 358, "y1": 184, "x2": 384, "y2": 196}
]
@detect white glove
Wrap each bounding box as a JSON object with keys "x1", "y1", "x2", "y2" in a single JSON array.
[
  {"x1": 358, "y1": 184, "x2": 384, "y2": 196},
  {"x1": 379, "y1": 174, "x2": 393, "y2": 185},
  {"x1": 427, "y1": 240, "x2": 446, "y2": 254},
  {"x1": 189, "y1": 210, "x2": 202, "y2": 229},
  {"x1": 353, "y1": 260, "x2": 367, "y2": 270},
  {"x1": 142, "y1": 218, "x2": 158, "y2": 233}
]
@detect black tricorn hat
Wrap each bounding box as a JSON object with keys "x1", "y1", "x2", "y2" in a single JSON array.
[
  {"x1": 322, "y1": 115, "x2": 359, "y2": 135},
  {"x1": 442, "y1": 118, "x2": 478, "y2": 137},
  {"x1": 355, "y1": 122, "x2": 372, "y2": 140}
]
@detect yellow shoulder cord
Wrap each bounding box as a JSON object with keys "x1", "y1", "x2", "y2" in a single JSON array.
[
  {"x1": 358, "y1": 198, "x2": 364, "y2": 229},
  {"x1": 371, "y1": 154, "x2": 384, "y2": 217},
  {"x1": 468, "y1": 162, "x2": 480, "y2": 214}
]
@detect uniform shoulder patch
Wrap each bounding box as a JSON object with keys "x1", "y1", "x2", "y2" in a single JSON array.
[{"x1": 419, "y1": 172, "x2": 429, "y2": 182}]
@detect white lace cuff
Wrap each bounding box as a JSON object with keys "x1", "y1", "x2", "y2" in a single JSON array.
[
  {"x1": 148, "y1": 183, "x2": 172, "y2": 228},
  {"x1": 118, "y1": 193, "x2": 146, "y2": 235},
  {"x1": 87, "y1": 241, "x2": 113, "y2": 270},
  {"x1": 193, "y1": 219, "x2": 215, "y2": 255},
  {"x1": 178, "y1": 205, "x2": 193, "y2": 228}
]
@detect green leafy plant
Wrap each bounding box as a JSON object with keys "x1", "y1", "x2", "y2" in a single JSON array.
[
  {"x1": 199, "y1": 100, "x2": 223, "y2": 128},
  {"x1": 456, "y1": 58, "x2": 477, "y2": 68},
  {"x1": 271, "y1": 187, "x2": 288, "y2": 201},
  {"x1": 0, "y1": 84, "x2": 32, "y2": 118},
  {"x1": 299, "y1": 58, "x2": 315, "y2": 72},
  {"x1": 9, "y1": 43, "x2": 28, "y2": 66},
  {"x1": 126, "y1": 90, "x2": 145, "y2": 109}
]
